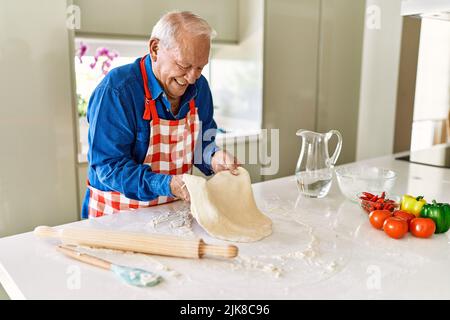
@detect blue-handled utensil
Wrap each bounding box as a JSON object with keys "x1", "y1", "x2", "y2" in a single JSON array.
[{"x1": 56, "y1": 245, "x2": 162, "y2": 287}]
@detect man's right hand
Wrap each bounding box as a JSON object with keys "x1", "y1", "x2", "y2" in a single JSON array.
[{"x1": 170, "y1": 175, "x2": 190, "y2": 202}]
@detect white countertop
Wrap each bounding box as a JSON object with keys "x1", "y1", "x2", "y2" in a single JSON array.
[{"x1": 1, "y1": 153, "x2": 450, "y2": 300}]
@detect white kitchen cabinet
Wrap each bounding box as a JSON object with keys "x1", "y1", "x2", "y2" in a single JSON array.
[
  {"x1": 262, "y1": 0, "x2": 321, "y2": 180},
  {"x1": 316, "y1": 0, "x2": 366, "y2": 165},
  {"x1": 262, "y1": 0, "x2": 367, "y2": 180},
  {"x1": 73, "y1": 0, "x2": 239, "y2": 43}
]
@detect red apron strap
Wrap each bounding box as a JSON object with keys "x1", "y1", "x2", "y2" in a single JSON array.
[
  {"x1": 142, "y1": 99, "x2": 152, "y2": 121},
  {"x1": 143, "y1": 99, "x2": 158, "y2": 122},
  {"x1": 188, "y1": 99, "x2": 197, "y2": 153},
  {"x1": 149, "y1": 99, "x2": 159, "y2": 124},
  {"x1": 139, "y1": 56, "x2": 151, "y2": 99},
  {"x1": 189, "y1": 99, "x2": 196, "y2": 114},
  {"x1": 140, "y1": 55, "x2": 158, "y2": 121}
]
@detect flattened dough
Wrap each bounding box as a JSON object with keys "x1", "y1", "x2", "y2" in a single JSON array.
[{"x1": 183, "y1": 167, "x2": 272, "y2": 242}]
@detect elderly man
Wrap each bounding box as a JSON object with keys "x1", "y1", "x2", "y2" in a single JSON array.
[{"x1": 82, "y1": 11, "x2": 239, "y2": 219}]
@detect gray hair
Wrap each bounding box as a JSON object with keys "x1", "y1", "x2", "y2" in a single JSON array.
[{"x1": 151, "y1": 11, "x2": 217, "y2": 49}]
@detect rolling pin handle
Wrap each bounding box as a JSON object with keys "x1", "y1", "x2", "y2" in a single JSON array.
[{"x1": 199, "y1": 240, "x2": 239, "y2": 259}]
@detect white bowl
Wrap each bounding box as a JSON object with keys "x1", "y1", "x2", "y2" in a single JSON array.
[{"x1": 335, "y1": 165, "x2": 397, "y2": 202}]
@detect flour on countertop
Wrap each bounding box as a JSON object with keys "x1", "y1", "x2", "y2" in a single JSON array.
[
  {"x1": 146, "y1": 205, "x2": 194, "y2": 236},
  {"x1": 230, "y1": 228, "x2": 339, "y2": 280},
  {"x1": 230, "y1": 255, "x2": 283, "y2": 278},
  {"x1": 260, "y1": 195, "x2": 297, "y2": 216},
  {"x1": 228, "y1": 195, "x2": 343, "y2": 280}
]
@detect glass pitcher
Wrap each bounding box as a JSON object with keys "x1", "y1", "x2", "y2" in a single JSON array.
[{"x1": 295, "y1": 129, "x2": 343, "y2": 198}]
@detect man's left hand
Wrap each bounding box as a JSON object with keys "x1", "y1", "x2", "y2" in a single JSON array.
[{"x1": 211, "y1": 150, "x2": 241, "y2": 175}]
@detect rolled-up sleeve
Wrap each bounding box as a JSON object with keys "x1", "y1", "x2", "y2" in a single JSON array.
[{"x1": 87, "y1": 85, "x2": 173, "y2": 200}]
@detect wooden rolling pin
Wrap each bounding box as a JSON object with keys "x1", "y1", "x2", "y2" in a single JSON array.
[{"x1": 34, "y1": 226, "x2": 238, "y2": 259}]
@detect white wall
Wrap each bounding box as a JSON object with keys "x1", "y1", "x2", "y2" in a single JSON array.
[
  {"x1": 0, "y1": 0, "x2": 79, "y2": 236},
  {"x1": 356, "y1": 0, "x2": 404, "y2": 160}
]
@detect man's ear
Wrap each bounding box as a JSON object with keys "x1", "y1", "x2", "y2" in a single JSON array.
[{"x1": 149, "y1": 38, "x2": 159, "y2": 62}]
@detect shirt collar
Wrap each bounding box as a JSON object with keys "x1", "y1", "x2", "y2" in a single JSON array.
[
  {"x1": 144, "y1": 55, "x2": 198, "y2": 103},
  {"x1": 145, "y1": 55, "x2": 164, "y2": 100}
]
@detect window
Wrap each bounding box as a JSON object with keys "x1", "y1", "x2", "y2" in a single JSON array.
[
  {"x1": 75, "y1": 37, "x2": 149, "y2": 159},
  {"x1": 410, "y1": 18, "x2": 450, "y2": 151}
]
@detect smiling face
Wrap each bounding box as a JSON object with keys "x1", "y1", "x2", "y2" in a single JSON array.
[{"x1": 149, "y1": 33, "x2": 210, "y2": 102}]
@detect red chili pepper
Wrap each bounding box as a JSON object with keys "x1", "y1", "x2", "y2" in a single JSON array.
[
  {"x1": 363, "y1": 192, "x2": 375, "y2": 198},
  {"x1": 360, "y1": 191, "x2": 398, "y2": 213}
]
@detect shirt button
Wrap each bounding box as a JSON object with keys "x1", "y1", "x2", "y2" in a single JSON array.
[{"x1": 162, "y1": 93, "x2": 166, "y2": 98}]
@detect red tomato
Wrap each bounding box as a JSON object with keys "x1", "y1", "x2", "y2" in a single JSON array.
[
  {"x1": 369, "y1": 210, "x2": 393, "y2": 230},
  {"x1": 393, "y1": 210, "x2": 416, "y2": 230},
  {"x1": 383, "y1": 217, "x2": 408, "y2": 239},
  {"x1": 410, "y1": 218, "x2": 436, "y2": 238}
]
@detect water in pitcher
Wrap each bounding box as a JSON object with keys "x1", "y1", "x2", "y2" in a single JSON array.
[
  {"x1": 295, "y1": 129, "x2": 343, "y2": 198},
  {"x1": 296, "y1": 169, "x2": 333, "y2": 198}
]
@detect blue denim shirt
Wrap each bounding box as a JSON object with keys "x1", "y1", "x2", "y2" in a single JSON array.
[{"x1": 81, "y1": 56, "x2": 219, "y2": 219}]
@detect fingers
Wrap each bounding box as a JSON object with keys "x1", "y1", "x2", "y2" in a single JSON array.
[
  {"x1": 170, "y1": 175, "x2": 190, "y2": 202},
  {"x1": 228, "y1": 164, "x2": 240, "y2": 176},
  {"x1": 178, "y1": 181, "x2": 190, "y2": 202},
  {"x1": 180, "y1": 183, "x2": 190, "y2": 202},
  {"x1": 211, "y1": 150, "x2": 241, "y2": 175},
  {"x1": 218, "y1": 163, "x2": 240, "y2": 175},
  {"x1": 226, "y1": 157, "x2": 240, "y2": 175}
]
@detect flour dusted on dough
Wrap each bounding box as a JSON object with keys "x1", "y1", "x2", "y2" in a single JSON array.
[{"x1": 183, "y1": 167, "x2": 272, "y2": 242}]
